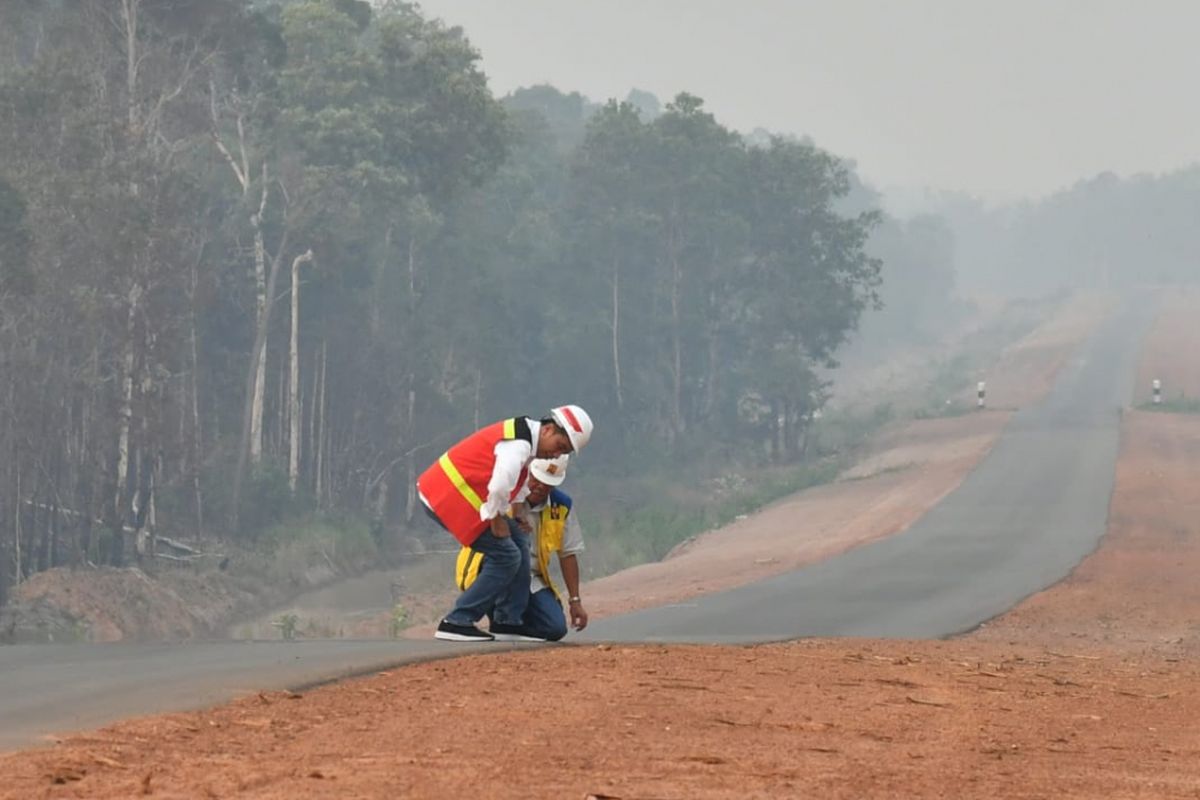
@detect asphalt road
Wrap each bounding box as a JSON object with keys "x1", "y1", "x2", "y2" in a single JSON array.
[
  {"x1": 0, "y1": 639, "x2": 492, "y2": 750},
  {"x1": 584, "y1": 294, "x2": 1155, "y2": 642},
  {"x1": 0, "y1": 296, "x2": 1154, "y2": 750}
]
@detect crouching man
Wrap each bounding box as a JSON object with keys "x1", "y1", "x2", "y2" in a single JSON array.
[{"x1": 420, "y1": 405, "x2": 593, "y2": 642}]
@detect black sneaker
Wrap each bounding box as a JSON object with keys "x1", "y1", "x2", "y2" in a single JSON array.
[
  {"x1": 489, "y1": 622, "x2": 548, "y2": 642},
  {"x1": 434, "y1": 620, "x2": 494, "y2": 642}
]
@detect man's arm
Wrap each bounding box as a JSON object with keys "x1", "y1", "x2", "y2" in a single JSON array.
[
  {"x1": 558, "y1": 553, "x2": 588, "y2": 631},
  {"x1": 480, "y1": 439, "x2": 532, "y2": 530},
  {"x1": 510, "y1": 501, "x2": 533, "y2": 533}
]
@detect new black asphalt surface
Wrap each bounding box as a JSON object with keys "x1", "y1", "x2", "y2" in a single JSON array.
[
  {"x1": 0, "y1": 297, "x2": 1154, "y2": 749},
  {"x1": 0, "y1": 639, "x2": 482, "y2": 750},
  {"x1": 584, "y1": 295, "x2": 1155, "y2": 642}
]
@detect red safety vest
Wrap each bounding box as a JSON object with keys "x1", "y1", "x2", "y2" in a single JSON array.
[{"x1": 417, "y1": 418, "x2": 533, "y2": 546}]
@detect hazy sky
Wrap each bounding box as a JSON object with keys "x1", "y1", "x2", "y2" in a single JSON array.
[{"x1": 415, "y1": 0, "x2": 1200, "y2": 207}]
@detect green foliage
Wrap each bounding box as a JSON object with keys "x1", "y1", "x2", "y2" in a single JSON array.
[
  {"x1": 914, "y1": 354, "x2": 977, "y2": 419},
  {"x1": 0, "y1": 0, "x2": 923, "y2": 592},
  {"x1": 547, "y1": 94, "x2": 881, "y2": 462},
  {"x1": 197, "y1": 457, "x2": 312, "y2": 539},
  {"x1": 273, "y1": 613, "x2": 300, "y2": 640},
  {"x1": 0, "y1": 176, "x2": 32, "y2": 294},
  {"x1": 928, "y1": 170, "x2": 1200, "y2": 295},
  {"x1": 389, "y1": 603, "x2": 410, "y2": 638},
  {"x1": 504, "y1": 85, "x2": 596, "y2": 153},
  {"x1": 859, "y1": 213, "x2": 960, "y2": 347},
  {"x1": 809, "y1": 403, "x2": 896, "y2": 456},
  {"x1": 243, "y1": 464, "x2": 307, "y2": 535},
  {"x1": 1139, "y1": 396, "x2": 1200, "y2": 414},
  {"x1": 582, "y1": 457, "x2": 845, "y2": 576},
  {"x1": 258, "y1": 514, "x2": 377, "y2": 584}
]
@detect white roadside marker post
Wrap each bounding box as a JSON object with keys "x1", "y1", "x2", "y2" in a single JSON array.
[
  {"x1": 977, "y1": 381, "x2": 987, "y2": 410},
  {"x1": 1152, "y1": 379, "x2": 1162, "y2": 405}
]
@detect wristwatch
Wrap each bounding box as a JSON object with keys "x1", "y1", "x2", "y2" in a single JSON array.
[{"x1": 569, "y1": 596, "x2": 582, "y2": 603}]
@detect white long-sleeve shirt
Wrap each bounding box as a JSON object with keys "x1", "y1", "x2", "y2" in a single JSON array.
[{"x1": 479, "y1": 419, "x2": 540, "y2": 521}]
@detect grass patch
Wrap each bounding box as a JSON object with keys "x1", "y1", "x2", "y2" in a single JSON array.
[
  {"x1": 1138, "y1": 396, "x2": 1200, "y2": 414},
  {"x1": 913, "y1": 353, "x2": 980, "y2": 419},
  {"x1": 582, "y1": 457, "x2": 845, "y2": 578},
  {"x1": 576, "y1": 399, "x2": 898, "y2": 578},
  {"x1": 812, "y1": 402, "x2": 896, "y2": 453},
  {"x1": 250, "y1": 514, "x2": 379, "y2": 587}
]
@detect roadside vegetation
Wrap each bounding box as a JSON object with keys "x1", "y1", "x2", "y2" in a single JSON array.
[{"x1": 1138, "y1": 396, "x2": 1200, "y2": 414}]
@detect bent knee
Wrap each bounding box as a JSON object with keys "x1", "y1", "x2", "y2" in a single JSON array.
[{"x1": 485, "y1": 539, "x2": 522, "y2": 570}]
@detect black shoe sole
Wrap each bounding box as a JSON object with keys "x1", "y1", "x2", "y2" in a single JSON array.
[
  {"x1": 489, "y1": 631, "x2": 548, "y2": 642},
  {"x1": 434, "y1": 630, "x2": 494, "y2": 642}
]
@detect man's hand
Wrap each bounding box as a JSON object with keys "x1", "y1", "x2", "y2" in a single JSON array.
[
  {"x1": 489, "y1": 516, "x2": 511, "y2": 538},
  {"x1": 569, "y1": 599, "x2": 588, "y2": 631},
  {"x1": 511, "y1": 502, "x2": 533, "y2": 533}
]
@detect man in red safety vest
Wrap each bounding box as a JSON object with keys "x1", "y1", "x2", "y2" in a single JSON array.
[{"x1": 418, "y1": 405, "x2": 594, "y2": 642}]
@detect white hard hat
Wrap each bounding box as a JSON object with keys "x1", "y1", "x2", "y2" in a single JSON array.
[
  {"x1": 550, "y1": 404, "x2": 593, "y2": 452},
  {"x1": 529, "y1": 455, "x2": 569, "y2": 486}
]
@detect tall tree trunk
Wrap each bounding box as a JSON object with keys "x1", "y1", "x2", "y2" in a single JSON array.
[
  {"x1": 404, "y1": 386, "x2": 417, "y2": 523},
  {"x1": 374, "y1": 473, "x2": 389, "y2": 523},
  {"x1": 274, "y1": 346, "x2": 285, "y2": 456},
  {"x1": 404, "y1": 236, "x2": 419, "y2": 523},
  {"x1": 315, "y1": 340, "x2": 327, "y2": 505},
  {"x1": 249, "y1": 224, "x2": 267, "y2": 463},
  {"x1": 773, "y1": 399, "x2": 786, "y2": 464},
  {"x1": 122, "y1": 0, "x2": 140, "y2": 133},
  {"x1": 473, "y1": 368, "x2": 481, "y2": 431},
  {"x1": 83, "y1": 348, "x2": 99, "y2": 559},
  {"x1": 231, "y1": 235, "x2": 298, "y2": 531},
  {"x1": 113, "y1": 283, "x2": 142, "y2": 564},
  {"x1": 116, "y1": 0, "x2": 144, "y2": 565},
  {"x1": 210, "y1": 96, "x2": 269, "y2": 466},
  {"x1": 135, "y1": 401, "x2": 153, "y2": 560},
  {"x1": 369, "y1": 225, "x2": 393, "y2": 337},
  {"x1": 703, "y1": 289, "x2": 719, "y2": 422},
  {"x1": 188, "y1": 258, "x2": 204, "y2": 535},
  {"x1": 288, "y1": 250, "x2": 312, "y2": 492},
  {"x1": 669, "y1": 228, "x2": 684, "y2": 443},
  {"x1": 307, "y1": 345, "x2": 319, "y2": 493},
  {"x1": 611, "y1": 255, "x2": 624, "y2": 411},
  {"x1": 13, "y1": 469, "x2": 21, "y2": 587}
]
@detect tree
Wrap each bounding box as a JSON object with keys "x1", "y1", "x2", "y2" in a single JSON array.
[{"x1": 0, "y1": 178, "x2": 32, "y2": 296}]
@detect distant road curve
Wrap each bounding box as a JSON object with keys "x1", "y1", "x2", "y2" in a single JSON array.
[{"x1": 583, "y1": 293, "x2": 1154, "y2": 642}]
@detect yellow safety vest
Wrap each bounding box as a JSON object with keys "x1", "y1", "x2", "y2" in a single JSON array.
[{"x1": 454, "y1": 494, "x2": 571, "y2": 603}]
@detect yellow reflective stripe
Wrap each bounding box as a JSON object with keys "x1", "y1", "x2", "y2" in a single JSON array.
[
  {"x1": 502, "y1": 418, "x2": 516, "y2": 439},
  {"x1": 457, "y1": 547, "x2": 484, "y2": 590},
  {"x1": 539, "y1": 505, "x2": 563, "y2": 602},
  {"x1": 456, "y1": 547, "x2": 469, "y2": 589},
  {"x1": 439, "y1": 453, "x2": 483, "y2": 511}
]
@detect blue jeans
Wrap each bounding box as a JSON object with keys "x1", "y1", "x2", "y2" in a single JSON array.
[
  {"x1": 444, "y1": 518, "x2": 530, "y2": 627},
  {"x1": 522, "y1": 587, "x2": 568, "y2": 642}
]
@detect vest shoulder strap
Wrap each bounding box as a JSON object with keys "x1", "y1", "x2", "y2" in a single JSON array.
[
  {"x1": 549, "y1": 487, "x2": 572, "y2": 514},
  {"x1": 502, "y1": 417, "x2": 533, "y2": 444}
]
